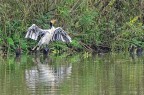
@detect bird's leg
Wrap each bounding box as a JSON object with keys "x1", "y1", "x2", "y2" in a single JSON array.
[
  {"x1": 32, "y1": 43, "x2": 41, "y2": 51},
  {"x1": 32, "y1": 44, "x2": 38, "y2": 51},
  {"x1": 36, "y1": 46, "x2": 40, "y2": 50},
  {"x1": 36, "y1": 43, "x2": 43, "y2": 50},
  {"x1": 46, "y1": 45, "x2": 49, "y2": 50}
]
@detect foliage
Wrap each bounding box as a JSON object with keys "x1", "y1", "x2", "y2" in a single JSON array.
[{"x1": 0, "y1": 0, "x2": 144, "y2": 53}]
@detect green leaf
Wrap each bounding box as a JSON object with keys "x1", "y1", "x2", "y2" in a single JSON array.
[{"x1": 7, "y1": 37, "x2": 14, "y2": 46}]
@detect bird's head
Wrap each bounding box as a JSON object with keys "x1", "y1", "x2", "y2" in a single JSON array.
[
  {"x1": 50, "y1": 19, "x2": 57, "y2": 28},
  {"x1": 50, "y1": 19, "x2": 57, "y2": 24}
]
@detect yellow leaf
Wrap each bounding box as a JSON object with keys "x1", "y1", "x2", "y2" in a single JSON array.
[{"x1": 130, "y1": 16, "x2": 138, "y2": 24}]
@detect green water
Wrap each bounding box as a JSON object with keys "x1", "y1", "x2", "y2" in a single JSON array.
[{"x1": 0, "y1": 52, "x2": 144, "y2": 95}]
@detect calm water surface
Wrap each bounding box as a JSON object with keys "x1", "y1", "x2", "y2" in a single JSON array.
[{"x1": 0, "y1": 52, "x2": 144, "y2": 95}]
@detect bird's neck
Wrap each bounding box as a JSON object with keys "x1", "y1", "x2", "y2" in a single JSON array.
[
  {"x1": 51, "y1": 26, "x2": 55, "y2": 30},
  {"x1": 50, "y1": 22, "x2": 53, "y2": 29}
]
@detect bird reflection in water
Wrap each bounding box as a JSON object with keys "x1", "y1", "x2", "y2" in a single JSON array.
[{"x1": 25, "y1": 54, "x2": 72, "y2": 95}]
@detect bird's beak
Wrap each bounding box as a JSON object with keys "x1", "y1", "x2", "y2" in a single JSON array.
[{"x1": 50, "y1": 19, "x2": 57, "y2": 24}]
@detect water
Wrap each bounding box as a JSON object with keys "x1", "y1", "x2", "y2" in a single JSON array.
[{"x1": 0, "y1": 52, "x2": 144, "y2": 95}]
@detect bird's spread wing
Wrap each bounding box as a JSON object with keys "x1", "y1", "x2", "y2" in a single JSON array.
[
  {"x1": 51, "y1": 27, "x2": 72, "y2": 43},
  {"x1": 25, "y1": 24, "x2": 46, "y2": 40}
]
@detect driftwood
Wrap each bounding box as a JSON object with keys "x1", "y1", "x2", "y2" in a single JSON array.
[
  {"x1": 79, "y1": 41, "x2": 94, "y2": 52},
  {"x1": 79, "y1": 41, "x2": 111, "y2": 53}
]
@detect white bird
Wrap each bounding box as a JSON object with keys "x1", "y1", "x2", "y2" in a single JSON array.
[{"x1": 25, "y1": 19, "x2": 72, "y2": 50}]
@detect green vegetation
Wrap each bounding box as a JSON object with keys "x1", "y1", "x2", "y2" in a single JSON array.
[{"x1": 0, "y1": 0, "x2": 144, "y2": 53}]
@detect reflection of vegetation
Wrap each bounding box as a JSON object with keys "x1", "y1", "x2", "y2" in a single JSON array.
[
  {"x1": 0, "y1": 55, "x2": 35, "y2": 72},
  {"x1": 0, "y1": 56, "x2": 32, "y2": 95},
  {"x1": 0, "y1": 0, "x2": 144, "y2": 53},
  {"x1": 0, "y1": 53, "x2": 144, "y2": 94},
  {"x1": 59, "y1": 53, "x2": 144, "y2": 95}
]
